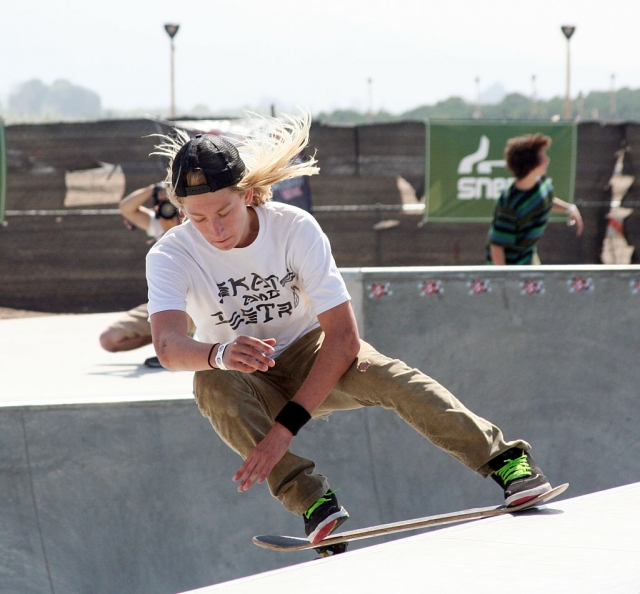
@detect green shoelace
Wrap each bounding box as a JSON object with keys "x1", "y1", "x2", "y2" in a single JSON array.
[
  {"x1": 304, "y1": 490, "x2": 339, "y2": 519},
  {"x1": 494, "y1": 455, "x2": 532, "y2": 483}
]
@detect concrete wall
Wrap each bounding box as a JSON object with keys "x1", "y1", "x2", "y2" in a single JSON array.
[
  {"x1": 3, "y1": 265, "x2": 640, "y2": 594},
  {"x1": 350, "y1": 265, "x2": 640, "y2": 491}
]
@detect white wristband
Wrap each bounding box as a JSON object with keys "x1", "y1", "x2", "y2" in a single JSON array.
[
  {"x1": 567, "y1": 204, "x2": 577, "y2": 215},
  {"x1": 215, "y1": 342, "x2": 231, "y2": 371}
]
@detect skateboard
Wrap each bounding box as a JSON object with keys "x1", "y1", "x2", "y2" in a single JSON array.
[{"x1": 253, "y1": 482, "x2": 569, "y2": 555}]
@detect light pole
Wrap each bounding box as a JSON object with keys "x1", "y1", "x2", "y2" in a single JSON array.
[
  {"x1": 561, "y1": 25, "x2": 575, "y2": 120},
  {"x1": 367, "y1": 77, "x2": 373, "y2": 122},
  {"x1": 473, "y1": 77, "x2": 481, "y2": 119},
  {"x1": 531, "y1": 74, "x2": 537, "y2": 118},
  {"x1": 164, "y1": 24, "x2": 180, "y2": 119},
  {"x1": 610, "y1": 73, "x2": 617, "y2": 119}
]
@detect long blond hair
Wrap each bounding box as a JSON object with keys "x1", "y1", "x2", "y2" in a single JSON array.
[{"x1": 152, "y1": 112, "x2": 319, "y2": 207}]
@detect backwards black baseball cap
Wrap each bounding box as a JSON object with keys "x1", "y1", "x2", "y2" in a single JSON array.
[{"x1": 172, "y1": 134, "x2": 246, "y2": 197}]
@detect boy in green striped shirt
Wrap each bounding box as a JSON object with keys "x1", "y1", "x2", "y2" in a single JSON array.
[{"x1": 487, "y1": 133, "x2": 583, "y2": 265}]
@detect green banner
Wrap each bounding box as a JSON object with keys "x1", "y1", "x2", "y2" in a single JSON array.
[
  {"x1": 425, "y1": 121, "x2": 576, "y2": 222},
  {"x1": 0, "y1": 120, "x2": 5, "y2": 226}
]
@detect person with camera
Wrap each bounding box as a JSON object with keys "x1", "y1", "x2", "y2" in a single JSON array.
[
  {"x1": 118, "y1": 182, "x2": 181, "y2": 239},
  {"x1": 99, "y1": 183, "x2": 188, "y2": 367}
]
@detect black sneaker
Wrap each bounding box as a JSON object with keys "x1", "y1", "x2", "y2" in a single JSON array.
[
  {"x1": 489, "y1": 448, "x2": 552, "y2": 507},
  {"x1": 303, "y1": 491, "x2": 349, "y2": 544},
  {"x1": 144, "y1": 356, "x2": 164, "y2": 369}
]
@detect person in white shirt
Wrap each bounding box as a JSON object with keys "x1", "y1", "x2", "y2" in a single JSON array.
[
  {"x1": 99, "y1": 183, "x2": 184, "y2": 367},
  {"x1": 146, "y1": 113, "x2": 552, "y2": 545}
]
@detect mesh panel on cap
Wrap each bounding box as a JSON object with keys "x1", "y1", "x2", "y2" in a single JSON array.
[{"x1": 172, "y1": 134, "x2": 246, "y2": 197}]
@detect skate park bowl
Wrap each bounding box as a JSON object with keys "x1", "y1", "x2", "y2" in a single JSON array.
[
  {"x1": 2, "y1": 265, "x2": 639, "y2": 593},
  {"x1": 180, "y1": 481, "x2": 640, "y2": 594}
]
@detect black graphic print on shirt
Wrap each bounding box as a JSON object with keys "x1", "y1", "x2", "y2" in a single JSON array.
[{"x1": 212, "y1": 270, "x2": 300, "y2": 330}]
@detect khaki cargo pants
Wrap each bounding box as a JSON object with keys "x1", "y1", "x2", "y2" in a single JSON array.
[{"x1": 193, "y1": 327, "x2": 529, "y2": 515}]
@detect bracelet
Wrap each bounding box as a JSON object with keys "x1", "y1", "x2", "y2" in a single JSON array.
[
  {"x1": 207, "y1": 344, "x2": 217, "y2": 369},
  {"x1": 215, "y1": 342, "x2": 231, "y2": 371},
  {"x1": 275, "y1": 401, "x2": 311, "y2": 436},
  {"x1": 567, "y1": 204, "x2": 577, "y2": 215}
]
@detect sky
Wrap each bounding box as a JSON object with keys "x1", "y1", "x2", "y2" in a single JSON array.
[{"x1": 2, "y1": 0, "x2": 639, "y2": 117}]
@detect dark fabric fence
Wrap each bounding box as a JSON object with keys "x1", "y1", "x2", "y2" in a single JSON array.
[{"x1": 1, "y1": 118, "x2": 638, "y2": 313}]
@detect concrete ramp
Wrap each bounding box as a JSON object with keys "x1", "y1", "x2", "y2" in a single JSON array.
[
  {"x1": 2, "y1": 266, "x2": 640, "y2": 593},
  {"x1": 180, "y1": 482, "x2": 640, "y2": 594},
  {"x1": 0, "y1": 312, "x2": 194, "y2": 406}
]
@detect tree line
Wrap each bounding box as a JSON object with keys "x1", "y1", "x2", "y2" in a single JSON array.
[
  {"x1": 4, "y1": 79, "x2": 101, "y2": 121},
  {"x1": 316, "y1": 88, "x2": 640, "y2": 125},
  {"x1": 3, "y1": 78, "x2": 640, "y2": 124}
]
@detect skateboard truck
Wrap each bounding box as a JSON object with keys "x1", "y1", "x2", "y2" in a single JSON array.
[{"x1": 314, "y1": 542, "x2": 349, "y2": 557}]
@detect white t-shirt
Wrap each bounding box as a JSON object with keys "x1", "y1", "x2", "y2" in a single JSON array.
[
  {"x1": 145, "y1": 216, "x2": 164, "y2": 241},
  {"x1": 146, "y1": 201, "x2": 350, "y2": 357}
]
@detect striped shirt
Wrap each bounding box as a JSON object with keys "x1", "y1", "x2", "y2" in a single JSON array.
[{"x1": 486, "y1": 176, "x2": 554, "y2": 265}]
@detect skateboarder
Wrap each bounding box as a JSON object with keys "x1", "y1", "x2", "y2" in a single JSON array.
[
  {"x1": 147, "y1": 114, "x2": 553, "y2": 545},
  {"x1": 487, "y1": 132, "x2": 583, "y2": 265}
]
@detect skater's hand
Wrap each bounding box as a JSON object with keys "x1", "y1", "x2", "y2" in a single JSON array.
[
  {"x1": 233, "y1": 424, "x2": 293, "y2": 492},
  {"x1": 222, "y1": 336, "x2": 276, "y2": 373}
]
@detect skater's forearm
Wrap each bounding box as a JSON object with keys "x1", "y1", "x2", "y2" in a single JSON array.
[
  {"x1": 286, "y1": 301, "x2": 360, "y2": 418},
  {"x1": 150, "y1": 310, "x2": 210, "y2": 370},
  {"x1": 150, "y1": 311, "x2": 276, "y2": 372},
  {"x1": 233, "y1": 302, "x2": 360, "y2": 493}
]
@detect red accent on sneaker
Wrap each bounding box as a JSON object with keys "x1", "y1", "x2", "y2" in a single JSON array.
[
  {"x1": 507, "y1": 494, "x2": 538, "y2": 507},
  {"x1": 310, "y1": 520, "x2": 338, "y2": 545}
]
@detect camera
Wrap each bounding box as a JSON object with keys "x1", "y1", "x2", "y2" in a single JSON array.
[
  {"x1": 152, "y1": 183, "x2": 179, "y2": 220},
  {"x1": 157, "y1": 200, "x2": 179, "y2": 220}
]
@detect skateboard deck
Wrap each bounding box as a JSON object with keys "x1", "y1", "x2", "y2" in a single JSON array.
[{"x1": 253, "y1": 482, "x2": 569, "y2": 553}]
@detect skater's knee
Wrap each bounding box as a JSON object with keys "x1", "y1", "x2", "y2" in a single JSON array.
[
  {"x1": 100, "y1": 328, "x2": 151, "y2": 352},
  {"x1": 99, "y1": 329, "x2": 122, "y2": 352},
  {"x1": 193, "y1": 369, "x2": 245, "y2": 415}
]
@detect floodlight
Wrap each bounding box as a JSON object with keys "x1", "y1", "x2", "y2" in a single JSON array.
[
  {"x1": 164, "y1": 24, "x2": 180, "y2": 39},
  {"x1": 561, "y1": 25, "x2": 575, "y2": 40}
]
